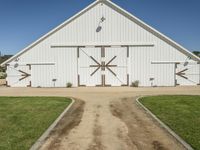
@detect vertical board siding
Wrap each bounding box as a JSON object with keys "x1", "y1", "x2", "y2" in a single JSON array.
[
  {"x1": 78, "y1": 47, "x2": 102, "y2": 86},
  {"x1": 129, "y1": 47, "x2": 177, "y2": 86},
  {"x1": 176, "y1": 63, "x2": 200, "y2": 85},
  {"x1": 6, "y1": 65, "x2": 31, "y2": 87},
  {"x1": 31, "y1": 65, "x2": 55, "y2": 87},
  {"x1": 53, "y1": 48, "x2": 78, "y2": 87},
  {"x1": 6, "y1": 2, "x2": 200, "y2": 87},
  {"x1": 105, "y1": 47, "x2": 128, "y2": 86},
  {"x1": 152, "y1": 64, "x2": 175, "y2": 86}
]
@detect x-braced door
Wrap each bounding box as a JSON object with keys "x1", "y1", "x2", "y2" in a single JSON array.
[
  {"x1": 103, "y1": 47, "x2": 129, "y2": 86},
  {"x1": 78, "y1": 47, "x2": 102, "y2": 86},
  {"x1": 77, "y1": 46, "x2": 129, "y2": 87},
  {"x1": 6, "y1": 64, "x2": 31, "y2": 87},
  {"x1": 175, "y1": 62, "x2": 200, "y2": 86}
]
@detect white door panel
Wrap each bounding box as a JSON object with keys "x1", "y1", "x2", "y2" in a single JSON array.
[
  {"x1": 176, "y1": 63, "x2": 200, "y2": 85},
  {"x1": 31, "y1": 65, "x2": 56, "y2": 87},
  {"x1": 78, "y1": 67, "x2": 102, "y2": 86},
  {"x1": 79, "y1": 47, "x2": 101, "y2": 68},
  {"x1": 6, "y1": 65, "x2": 31, "y2": 87},
  {"x1": 78, "y1": 46, "x2": 128, "y2": 86},
  {"x1": 78, "y1": 47, "x2": 102, "y2": 86},
  {"x1": 105, "y1": 47, "x2": 128, "y2": 86}
]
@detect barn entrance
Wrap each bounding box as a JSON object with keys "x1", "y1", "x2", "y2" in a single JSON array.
[
  {"x1": 6, "y1": 64, "x2": 31, "y2": 87},
  {"x1": 175, "y1": 62, "x2": 200, "y2": 85},
  {"x1": 77, "y1": 46, "x2": 129, "y2": 86}
]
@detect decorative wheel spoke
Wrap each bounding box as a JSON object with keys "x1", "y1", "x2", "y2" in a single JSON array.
[
  {"x1": 89, "y1": 55, "x2": 118, "y2": 76},
  {"x1": 106, "y1": 56, "x2": 117, "y2": 66},
  {"x1": 90, "y1": 56, "x2": 100, "y2": 66},
  {"x1": 90, "y1": 66, "x2": 100, "y2": 76},
  {"x1": 176, "y1": 68, "x2": 188, "y2": 79},
  {"x1": 106, "y1": 67, "x2": 116, "y2": 76}
]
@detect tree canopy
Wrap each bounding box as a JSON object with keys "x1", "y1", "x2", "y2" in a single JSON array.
[{"x1": 193, "y1": 51, "x2": 200, "y2": 58}]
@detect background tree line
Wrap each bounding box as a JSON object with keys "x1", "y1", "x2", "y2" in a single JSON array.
[
  {"x1": 193, "y1": 51, "x2": 200, "y2": 58},
  {"x1": 0, "y1": 55, "x2": 12, "y2": 79}
]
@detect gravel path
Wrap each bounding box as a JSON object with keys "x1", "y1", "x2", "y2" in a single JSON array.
[{"x1": 0, "y1": 86, "x2": 199, "y2": 150}]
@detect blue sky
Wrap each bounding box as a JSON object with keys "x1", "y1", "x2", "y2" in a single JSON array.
[{"x1": 0, "y1": 0, "x2": 199, "y2": 55}]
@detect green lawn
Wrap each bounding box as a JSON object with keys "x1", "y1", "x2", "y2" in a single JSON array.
[
  {"x1": 0, "y1": 97, "x2": 71, "y2": 150},
  {"x1": 140, "y1": 95, "x2": 200, "y2": 150}
]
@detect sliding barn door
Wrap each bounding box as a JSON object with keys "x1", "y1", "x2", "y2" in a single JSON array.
[
  {"x1": 104, "y1": 47, "x2": 128, "y2": 86},
  {"x1": 6, "y1": 64, "x2": 31, "y2": 87},
  {"x1": 77, "y1": 46, "x2": 129, "y2": 86},
  {"x1": 78, "y1": 47, "x2": 102, "y2": 86},
  {"x1": 175, "y1": 62, "x2": 200, "y2": 85}
]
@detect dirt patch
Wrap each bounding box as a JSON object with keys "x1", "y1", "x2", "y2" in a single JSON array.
[
  {"x1": 88, "y1": 105, "x2": 104, "y2": 150},
  {"x1": 40, "y1": 99, "x2": 85, "y2": 150},
  {"x1": 152, "y1": 141, "x2": 167, "y2": 150},
  {"x1": 110, "y1": 97, "x2": 185, "y2": 150}
]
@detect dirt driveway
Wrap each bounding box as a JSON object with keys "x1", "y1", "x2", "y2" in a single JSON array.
[{"x1": 0, "y1": 86, "x2": 199, "y2": 150}]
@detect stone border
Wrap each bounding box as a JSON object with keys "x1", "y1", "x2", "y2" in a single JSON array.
[
  {"x1": 30, "y1": 98, "x2": 75, "y2": 150},
  {"x1": 136, "y1": 97, "x2": 194, "y2": 150}
]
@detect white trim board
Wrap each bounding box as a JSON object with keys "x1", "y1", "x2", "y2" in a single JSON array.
[
  {"x1": 51, "y1": 43, "x2": 155, "y2": 48},
  {"x1": 8, "y1": 62, "x2": 56, "y2": 66},
  {"x1": 151, "y1": 61, "x2": 200, "y2": 64}
]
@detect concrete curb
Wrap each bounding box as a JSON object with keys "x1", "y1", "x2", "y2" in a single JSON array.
[
  {"x1": 30, "y1": 98, "x2": 75, "y2": 150},
  {"x1": 136, "y1": 97, "x2": 194, "y2": 150}
]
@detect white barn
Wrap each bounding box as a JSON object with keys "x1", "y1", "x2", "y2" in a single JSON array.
[{"x1": 1, "y1": 0, "x2": 200, "y2": 87}]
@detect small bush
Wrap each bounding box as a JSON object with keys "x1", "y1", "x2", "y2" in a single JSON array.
[
  {"x1": 0, "y1": 67, "x2": 5, "y2": 72},
  {"x1": 66, "y1": 82, "x2": 72, "y2": 88},
  {"x1": 0, "y1": 72, "x2": 7, "y2": 79},
  {"x1": 131, "y1": 80, "x2": 139, "y2": 87}
]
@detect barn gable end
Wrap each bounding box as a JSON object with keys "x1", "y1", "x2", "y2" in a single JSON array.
[{"x1": 2, "y1": 0, "x2": 200, "y2": 87}]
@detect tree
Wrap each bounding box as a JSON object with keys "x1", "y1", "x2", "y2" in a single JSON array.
[
  {"x1": 193, "y1": 51, "x2": 200, "y2": 58},
  {"x1": 0, "y1": 55, "x2": 13, "y2": 64},
  {"x1": 0, "y1": 55, "x2": 13, "y2": 73}
]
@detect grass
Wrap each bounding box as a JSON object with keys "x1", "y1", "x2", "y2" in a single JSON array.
[
  {"x1": 140, "y1": 95, "x2": 200, "y2": 150},
  {"x1": 0, "y1": 97, "x2": 71, "y2": 150}
]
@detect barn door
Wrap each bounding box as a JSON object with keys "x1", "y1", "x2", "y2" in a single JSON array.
[
  {"x1": 31, "y1": 65, "x2": 56, "y2": 87},
  {"x1": 6, "y1": 64, "x2": 31, "y2": 87},
  {"x1": 104, "y1": 47, "x2": 128, "y2": 86},
  {"x1": 78, "y1": 47, "x2": 102, "y2": 86},
  {"x1": 78, "y1": 46, "x2": 129, "y2": 86},
  {"x1": 175, "y1": 62, "x2": 200, "y2": 86}
]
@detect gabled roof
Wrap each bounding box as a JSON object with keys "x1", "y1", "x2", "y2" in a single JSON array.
[{"x1": 1, "y1": 0, "x2": 200, "y2": 66}]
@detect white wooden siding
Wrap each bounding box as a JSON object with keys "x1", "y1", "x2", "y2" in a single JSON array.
[
  {"x1": 6, "y1": 2, "x2": 200, "y2": 87},
  {"x1": 104, "y1": 47, "x2": 128, "y2": 86},
  {"x1": 176, "y1": 63, "x2": 200, "y2": 85},
  {"x1": 6, "y1": 65, "x2": 31, "y2": 87},
  {"x1": 31, "y1": 65, "x2": 55, "y2": 87},
  {"x1": 78, "y1": 47, "x2": 102, "y2": 86}
]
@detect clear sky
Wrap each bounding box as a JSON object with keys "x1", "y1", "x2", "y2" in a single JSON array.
[{"x1": 0, "y1": 0, "x2": 199, "y2": 55}]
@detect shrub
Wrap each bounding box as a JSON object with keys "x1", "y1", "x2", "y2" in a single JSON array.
[
  {"x1": 131, "y1": 80, "x2": 139, "y2": 87},
  {"x1": 0, "y1": 67, "x2": 6, "y2": 72},
  {"x1": 0, "y1": 72, "x2": 7, "y2": 79},
  {"x1": 66, "y1": 82, "x2": 72, "y2": 88}
]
